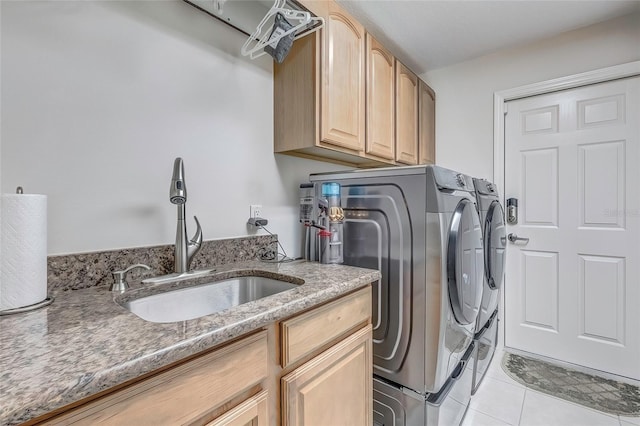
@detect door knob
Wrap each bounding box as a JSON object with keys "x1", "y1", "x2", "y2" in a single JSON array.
[{"x1": 507, "y1": 233, "x2": 529, "y2": 244}]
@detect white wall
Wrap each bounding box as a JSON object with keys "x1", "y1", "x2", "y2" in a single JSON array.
[
  {"x1": 0, "y1": 1, "x2": 344, "y2": 256},
  {"x1": 5, "y1": 3, "x2": 638, "y2": 257},
  {"x1": 422, "y1": 13, "x2": 640, "y2": 181}
]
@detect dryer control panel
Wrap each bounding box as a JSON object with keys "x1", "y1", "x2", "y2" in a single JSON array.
[
  {"x1": 432, "y1": 166, "x2": 474, "y2": 192},
  {"x1": 474, "y1": 179, "x2": 498, "y2": 196}
]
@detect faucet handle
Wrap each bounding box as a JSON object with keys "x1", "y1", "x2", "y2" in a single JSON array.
[
  {"x1": 110, "y1": 264, "x2": 151, "y2": 293},
  {"x1": 186, "y1": 216, "x2": 203, "y2": 270},
  {"x1": 190, "y1": 216, "x2": 203, "y2": 246}
]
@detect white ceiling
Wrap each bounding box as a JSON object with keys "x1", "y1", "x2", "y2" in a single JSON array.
[{"x1": 335, "y1": 0, "x2": 640, "y2": 74}]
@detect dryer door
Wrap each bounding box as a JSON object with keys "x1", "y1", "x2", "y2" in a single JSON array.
[
  {"x1": 447, "y1": 199, "x2": 483, "y2": 325},
  {"x1": 484, "y1": 201, "x2": 506, "y2": 290}
]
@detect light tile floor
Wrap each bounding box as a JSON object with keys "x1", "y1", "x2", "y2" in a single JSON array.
[{"x1": 463, "y1": 350, "x2": 638, "y2": 426}]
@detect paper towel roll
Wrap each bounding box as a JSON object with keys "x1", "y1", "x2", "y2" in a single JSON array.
[{"x1": 1, "y1": 194, "x2": 48, "y2": 311}]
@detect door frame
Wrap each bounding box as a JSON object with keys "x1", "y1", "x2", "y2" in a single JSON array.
[{"x1": 492, "y1": 60, "x2": 640, "y2": 347}]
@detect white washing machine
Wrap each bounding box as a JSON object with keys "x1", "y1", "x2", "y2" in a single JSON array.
[{"x1": 470, "y1": 178, "x2": 507, "y2": 394}]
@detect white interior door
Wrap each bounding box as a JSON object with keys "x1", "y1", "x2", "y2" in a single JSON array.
[{"x1": 504, "y1": 76, "x2": 640, "y2": 380}]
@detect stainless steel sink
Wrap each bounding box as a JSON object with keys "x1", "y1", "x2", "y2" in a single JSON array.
[{"x1": 120, "y1": 276, "x2": 300, "y2": 323}]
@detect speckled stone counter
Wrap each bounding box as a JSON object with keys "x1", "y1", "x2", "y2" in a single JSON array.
[{"x1": 0, "y1": 260, "x2": 380, "y2": 425}]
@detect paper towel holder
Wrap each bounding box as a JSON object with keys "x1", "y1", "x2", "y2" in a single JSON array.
[
  {"x1": 0, "y1": 297, "x2": 54, "y2": 316},
  {"x1": 1, "y1": 185, "x2": 53, "y2": 315}
]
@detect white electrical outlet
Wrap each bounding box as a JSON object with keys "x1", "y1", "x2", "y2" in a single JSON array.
[{"x1": 250, "y1": 204, "x2": 262, "y2": 218}]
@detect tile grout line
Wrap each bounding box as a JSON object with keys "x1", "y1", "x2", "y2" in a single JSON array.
[
  {"x1": 489, "y1": 371, "x2": 526, "y2": 389},
  {"x1": 471, "y1": 377, "x2": 526, "y2": 423},
  {"x1": 618, "y1": 415, "x2": 640, "y2": 426},
  {"x1": 517, "y1": 388, "x2": 528, "y2": 426},
  {"x1": 467, "y1": 407, "x2": 518, "y2": 426}
]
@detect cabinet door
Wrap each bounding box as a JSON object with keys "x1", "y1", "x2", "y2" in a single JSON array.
[
  {"x1": 43, "y1": 332, "x2": 268, "y2": 425},
  {"x1": 319, "y1": 1, "x2": 366, "y2": 152},
  {"x1": 395, "y1": 61, "x2": 419, "y2": 165},
  {"x1": 365, "y1": 34, "x2": 395, "y2": 160},
  {"x1": 280, "y1": 287, "x2": 371, "y2": 368},
  {"x1": 282, "y1": 325, "x2": 373, "y2": 426},
  {"x1": 207, "y1": 391, "x2": 268, "y2": 426},
  {"x1": 418, "y1": 80, "x2": 436, "y2": 164}
]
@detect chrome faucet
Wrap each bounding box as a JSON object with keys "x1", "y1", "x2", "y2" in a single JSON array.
[
  {"x1": 142, "y1": 158, "x2": 213, "y2": 285},
  {"x1": 170, "y1": 157, "x2": 203, "y2": 273}
]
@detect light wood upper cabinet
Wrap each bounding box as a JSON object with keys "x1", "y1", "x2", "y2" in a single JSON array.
[
  {"x1": 275, "y1": 0, "x2": 435, "y2": 168},
  {"x1": 365, "y1": 34, "x2": 395, "y2": 160},
  {"x1": 395, "y1": 60, "x2": 419, "y2": 165},
  {"x1": 274, "y1": 0, "x2": 368, "y2": 165},
  {"x1": 281, "y1": 325, "x2": 373, "y2": 426},
  {"x1": 419, "y1": 80, "x2": 436, "y2": 165},
  {"x1": 319, "y1": 1, "x2": 366, "y2": 151}
]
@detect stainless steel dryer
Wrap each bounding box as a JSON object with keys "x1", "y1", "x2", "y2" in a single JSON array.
[
  {"x1": 470, "y1": 178, "x2": 507, "y2": 394},
  {"x1": 308, "y1": 165, "x2": 484, "y2": 425}
]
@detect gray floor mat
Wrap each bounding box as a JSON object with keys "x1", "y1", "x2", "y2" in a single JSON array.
[{"x1": 501, "y1": 352, "x2": 640, "y2": 417}]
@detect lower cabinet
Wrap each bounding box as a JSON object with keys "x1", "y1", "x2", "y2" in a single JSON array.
[
  {"x1": 282, "y1": 325, "x2": 372, "y2": 426},
  {"x1": 206, "y1": 390, "x2": 268, "y2": 426},
  {"x1": 40, "y1": 331, "x2": 269, "y2": 425},
  {"x1": 34, "y1": 286, "x2": 372, "y2": 426}
]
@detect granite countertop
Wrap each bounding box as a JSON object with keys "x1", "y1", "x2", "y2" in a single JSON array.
[{"x1": 0, "y1": 260, "x2": 380, "y2": 425}]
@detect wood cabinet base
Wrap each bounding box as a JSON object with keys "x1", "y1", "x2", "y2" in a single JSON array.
[
  {"x1": 32, "y1": 287, "x2": 374, "y2": 426},
  {"x1": 282, "y1": 325, "x2": 373, "y2": 426}
]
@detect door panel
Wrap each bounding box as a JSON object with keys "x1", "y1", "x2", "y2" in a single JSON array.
[
  {"x1": 578, "y1": 94, "x2": 625, "y2": 128},
  {"x1": 395, "y1": 61, "x2": 419, "y2": 165},
  {"x1": 504, "y1": 76, "x2": 640, "y2": 380},
  {"x1": 319, "y1": 1, "x2": 365, "y2": 151},
  {"x1": 521, "y1": 250, "x2": 559, "y2": 331},
  {"x1": 521, "y1": 105, "x2": 559, "y2": 134},
  {"x1": 207, "y1": 391, "x2": 268, "y2": 426},
  {"x1": 578, "y1": 141, "x2": 625, "y2": 228},
  {"x1": 281, "y1": 326, "x2": 372, "y2": 426},
  {"x1": 418, "y1": 80, "x2": 436, "y2": 165},
  {"x1": 521, "y1": 148, "x2": 558, "y2": 227},
  {"x1": 366, "y1": 34, "x2": 395, "y2": 160},
  {"x1": 578, "y1": 255, "x2": 625, "y2": 344}
]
